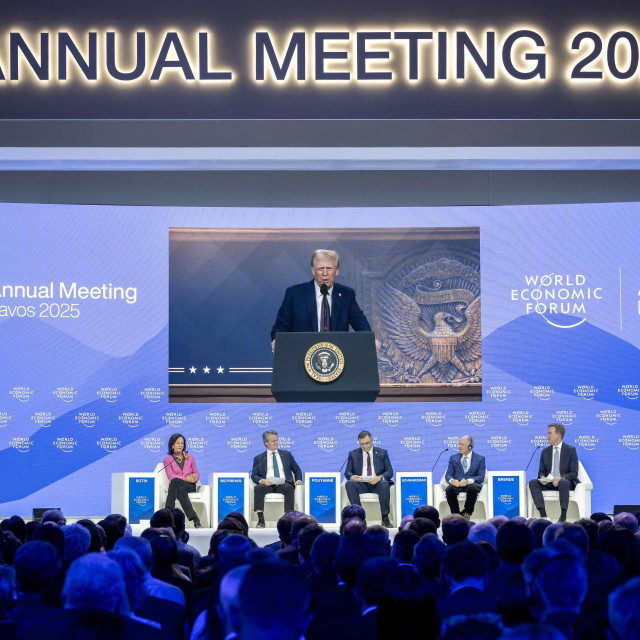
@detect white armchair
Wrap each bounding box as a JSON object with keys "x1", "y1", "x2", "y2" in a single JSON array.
[
  {"x1": 433, "y1": 472, "x2": 489, "y2": 522},
  {"x1": 248, "y1": 482, "x2": 305, "y2": 528},
  {"x1": 154, "y1": 462, "x2": 211, "y2": 528},
  {"x1": 527, "y1": 461, "x2": 593, "y2": 521},
  {"x1": 341, "y1": 480, "x2": 397, "y2": 526}
]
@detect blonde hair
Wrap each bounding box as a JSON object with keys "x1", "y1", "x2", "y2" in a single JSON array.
[{"x1": 310, "y1": 250, "x2": 339, "y2": 269}]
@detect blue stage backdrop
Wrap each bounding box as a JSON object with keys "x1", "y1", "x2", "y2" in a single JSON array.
[{"x1": 0, "y1": 203, "x2": 638, "y2": 516}]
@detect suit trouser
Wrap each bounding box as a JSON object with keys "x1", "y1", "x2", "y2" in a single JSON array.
[
  {"x1": 529, "y1": 478, "x2": 572, "y2": 512},
  {"x1": 445, "y1": 483, "x2": 482, "y2": 515},
  {"x1": 345, "y1": 479, "x2": 391, "y2": 516},
  {"x1": 254, "y1": 482, "x2": 295, "y2": 512},
  {"x1": 166, "y1": 478, "x2": 198, "y2": 520}
]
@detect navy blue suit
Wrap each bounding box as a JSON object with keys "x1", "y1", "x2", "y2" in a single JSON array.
[
  {"x1": 271, "y1": 280, "x2": 371, "y2": 341},
  {"x1": 251, "y1": 449, "x2": 302, "y2": 512},
  {"x1": 444, "y1": 452, "x2": 486, "y2": 516},
  {"x1": 528, "y1": 442, "x2": 580, "y2": 513},
  {"x1": 345, "y1": 447, "x2": 393, "y2": 517}
]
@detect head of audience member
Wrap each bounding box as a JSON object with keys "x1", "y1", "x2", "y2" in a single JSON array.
[
  {"x1": 390, "y1": 529, "x2": 420, "y2": 564},
  {"x1": 399, "y1": 515, "x2": 414, "y2": 531},
  {"x1": 97, "y1": 519, "x2": 124, "y2": 552},
  {"x1": 608, "y1": 576, "x2": 640, "y2": 640},
  {"x1": 488, "y1": 515, "x2": 508, "y2": 530},
  {"x1": 310, "y1": 532, "x2": 340, "y2": 574},
  {"x1": 297, "y1": 524, "x2": 324, "y2": 561},
  {"x1": 476, "y1": 540, "x2": 501, "y2": 572},
  {"x1": 103, "y1": 514, "x2": 128, "y2": 537},
  {"x1": 24, "y1": 521, "x2": 38, "y2": 542},
  {"x1": 2, "y1": 531, "x2": 22, "y2": 565},
  {"x1": 442, "y1": 514, "x2": 470, "y2": 546},
  {"x1": 335, "y1": 534, "x2": 375, "y2": 588},
  {"x1": 217, "y1": 517, "x2": 246, "y2": 535},
  {"x1": 355, "y1": 556, "x2": 398, "y2": 610},
  {"x1": 413, "y1": 532, "x2": 447, "y2": 581},
  {"x1": 207, "y1": 529, "x2": 230, "y2": 561},
  {"x1": 5, "y1": 516, "x2": 26, "y2": 543},
  {"x1": 542, "y1": 523, "x2": 563, "y2": 547},
  {"x1": 75, "y1": 519, "x2": 104, "y2": 553},
  {"x1": 149, "y1": 535, "x2": 180, "y2": 572},
  {"x1": 225, "y1": 512, "x2": 250, "y2": 537},
  {"x1": 535, "y1": 553, "x2": 587, "y2": 618},
  {"x1": 441, "y1": 613, "x2": 503, "y2": 640},
  {"x1": 113, "y1": 536, "x2": 153, "y2": 573},
  {"x1": 443, "y1": 540, "x2": 490, "y2": 592},
  {"x1": 150, "y1": 508, "x2": 174, "y2": 531},
  {"x1": 290, "y1": 515, "x2": 317, "y2": 546},
  {"x1": 575, "y1": 518, "x2": 598, "y2": 553},
  {"x1": 236, "y1": 561, "x2": 311, "y2": 640},
  {"x1": 364, "y1": 525, "x2": 390, "y2": 556},
  {"x1": 33, "y1": 522, "x2": 65, "y2": 562},
  {"x1": 214, "y1": 565, "x2": 251, "y2": 639},
  {"x1": 41, "y1": 509, "x2": 66, "y2": 527},
  {"x1": 377, "y1": 564, "x2": 439, "y2": 640},
  {"x1": 217, "y1": 534, "x2": 253, "y2": 576},
  {"x1": 341, "y1": 504, "x2": 366, "y2": 526},
  {"x1": 61, "y1": 524, "x2": 91, "y2": 567},
  {"x1": 414, "y1": 505, "x2": 441, "y2": 530},
  {"x1": 342, "y1": 517, "x2": 366, "y2": 536},
  {"x1": 590, "y1": 512, "x2": 612, "y2": 524},
  {"x1": 613, "y1": 512, "x2": 639, "y2": 534},
  {"x1": 408, "y1": 517, "x2": 437, "y2": 538},
  {"x1": 107, "y1": 548, "x2": 148, "y2": 611},
  {"x1": 62, "y1": 554, "x2": 127, "y2": 614},
  {"x1": 496, "y1": 519, "x2": 534, "y2": 565},
  {"x1": 468, "y1": 522, "x2": 498, "y2": 549},
  {"x1": 595, "y1": 525, "x2": 639, "y2": 569},
  {"x1": 275, "y1": 512, "x2": 296, "y2": 546},
  {"x1": 553, "y1": 523, "x2": 590, "y2": 558},
  {"x1": 170, "y1": 509, "x2": 187, "y2": 540},
  {"x1": 528, "y1": 518, "x2": 553, "y2": 549},
  {"x1": 13, "y1": 540, "x2": 59, "y2": 595}
]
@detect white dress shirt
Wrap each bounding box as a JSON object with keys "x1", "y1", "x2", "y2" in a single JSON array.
[
  {"x1": 361, "y1": 449, "x2": 376, "y2": 477},
  {"x1": 314, "y1": 281, "x2": 333, "y2": 331},
  {"x1": 266, "y1": 449, "x2": 285, "y2": 480}
]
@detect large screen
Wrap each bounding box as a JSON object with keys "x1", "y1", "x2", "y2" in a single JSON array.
[{"x1": 0, "y1": 203, "x2": 638, "y2": 515}]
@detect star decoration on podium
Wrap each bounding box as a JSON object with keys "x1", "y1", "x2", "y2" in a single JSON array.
[
  {"x1": 217, "y1": 366, "x2": 224, "y2": 374},
  {"x1": 203, "y1": 366, "x2": 211, "y2": 374},
  {"x1": 189, "y1": 366, "x2": 197, "y2": 374}
]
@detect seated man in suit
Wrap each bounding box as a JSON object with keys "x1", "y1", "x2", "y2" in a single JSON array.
[
  {"x1": 344, "y1": 430, "x2": 394, "y2": 528},
  {"x1": 528, "y1": 422, "x2": 579, "y2": 523},
  {"x1": 251, "y1": 430, "x2": 302, "y2": 528},
  {"x1": 445, "y1": 435, "x2": 486, "y2": 521},
  {"x1": 270, "y1": 249, "x2": 371, "y2": 351}
]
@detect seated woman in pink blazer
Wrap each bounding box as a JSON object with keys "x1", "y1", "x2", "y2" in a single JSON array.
[{"x1": 163, "y1": 433, "x2": 202, "y2": 528}]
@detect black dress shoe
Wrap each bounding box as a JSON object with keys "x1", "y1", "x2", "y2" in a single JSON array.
[
  {"x1": 193, "y1": 517, "x2": 202, "y2": 529},
  {"x1": 557, "y1": 514, "x2": 567, "y2": 523},
  {"x1": 381, "y1": 515, "x2": 393, "y2": 528},
  {"x1": 256, "y1": 514, "x2": 265, "y2": 528}
]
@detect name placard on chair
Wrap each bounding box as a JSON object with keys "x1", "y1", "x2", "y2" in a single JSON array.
[
  {"x1": 111, "y1": 473, "x2": 155, "y2": 525},
  {"x1": 305, "y1": 472, "x2": 340, "y2": 526},
  {"x1": 487, "y1": 471, "x2": 526, "y2": 518},
  {"x1": 211, "y1": 473, "x2": 250, "y2": 526},
  {"x1": 395, "y1": 472, "x2": 433, "y2": 520}
]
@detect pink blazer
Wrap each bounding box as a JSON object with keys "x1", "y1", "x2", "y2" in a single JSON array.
[{"x1": 163, "y1": 453, "x2": 200, "y2": 484}]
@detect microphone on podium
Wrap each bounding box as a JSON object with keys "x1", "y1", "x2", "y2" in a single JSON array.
[
  {"x1": 431, "y1": 448, "x2": 449, "y2": 474},
  {"x1": 320, "y1": 283, "x2": 329, "y2": 296}
]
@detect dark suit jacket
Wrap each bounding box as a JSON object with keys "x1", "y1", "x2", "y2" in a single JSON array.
[
  {"x1": 251, "y1": 449, "x2": 302, "y2": 485},
  {"x1": 345, "y1": 447, "x2": 393, "y2": 482},
  {"x1": 271, "y1": 280, "x2": 371, "y2": 340},
  {"x1": 537, "y1": 442, "x2": 580, "y2": 488},
  {"x1": 445, "y1": 452, "x2": 486, "y2": 485}
]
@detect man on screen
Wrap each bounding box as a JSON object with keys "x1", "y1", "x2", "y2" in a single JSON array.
[
  {"x1": 251, "y1": 430, "x2": 303, "y2": 528},
  {"x1": 270, "y1": 249, "x2": 371, "y2": 350},
  {"x1": 344, "y1": 430, "x2": 394, "y2": 528},
  {"x1": 528, "y1": 423, "x2": 580, "y2": 523},
  {"x1": 444, "y1": 435, "x2": 486, "y2": 521}
]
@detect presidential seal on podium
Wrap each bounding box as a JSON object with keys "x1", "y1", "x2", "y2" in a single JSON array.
[{"x1": 304, "y1": 342, "x2": 345, "y2": 383}]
